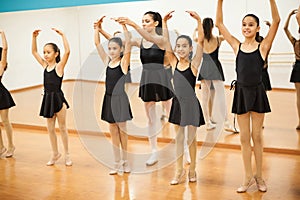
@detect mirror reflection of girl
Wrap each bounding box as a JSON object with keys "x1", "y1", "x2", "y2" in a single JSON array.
[
  {"x1": 115, "y1": 12, "x2": 174, "y2": 166},
  {"x1": 0, "y1": 30, "x2": 15, "y2": 158},
  {"x1": 216, "y1": 0, "x2": 280, "y2": 193},
  {"x1": 94, "y1": 17, "x2": 132, "y2": 175},
  {"x1": 163, "y1": 10, "x2": 205, "y2": 185},
  {"x1": 284, "y1": 9, "x2": 300, "y2": 130},
  {"x1": 32, "y1": 28, "x2": 72, "y2": 166},
  {"x1": 196, "y1": 18, "x2": 237, "y2": 133}
]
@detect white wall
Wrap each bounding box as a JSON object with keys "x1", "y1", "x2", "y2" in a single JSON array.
[{"x1": 0, "y1": 0, "x2": 299, "y2": 90}]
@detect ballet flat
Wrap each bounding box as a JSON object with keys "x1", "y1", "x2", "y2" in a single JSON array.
[
  {"x1": 170, "y1": 170, "x2": 186, "y2": 185},
  {"x1": 46, "y1": 153, "x2": 61, "y2": 166},
  {"x1": 6, "y1": 146, "x2": 15, "y2": 158},
  {"x1": 189, "y1": 171, "x2": 197, "y2": 183},
  {"x1": 236, "y1": 178, "x2": 255, "y2": 193},
  {"x1": 254, "y1": 176, "x2": 267, "y2": 192}
]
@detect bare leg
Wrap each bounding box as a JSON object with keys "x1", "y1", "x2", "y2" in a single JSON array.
[
  {"x1": 46, "y1": 115, "x2": 61, "y2": 165},
  {"x1": 161, "y1": 99, "x2": 172, "y2": 118},
  {"x1": 237, "y1": 113, "x2": 253, "y2": 184},
  {"x1": 187, "y1": 125, "x2": 197, "y2": 181},
  {"x1": 0, "y1": 109, "x2": 14, "y2": 148},
  {"x1": 56, "y1": 104, "x2": 72, "y2": 166},
  {"x1": 170, "y1": 125, "x2": 185, "y2": 185},
  {"x1": 144, "y1": 101, "x2": 158, "y2": 166},
  {"x1": 295, "y1": 83, "x2": 300, "y2": 128},
  {"x1": 109, "y1": 123, "x2": 123, "y2": 174},
  {"x1": 118, "y1": 122, "x2": 130, "y2": 173}
]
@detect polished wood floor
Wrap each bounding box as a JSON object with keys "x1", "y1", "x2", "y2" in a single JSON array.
[
  {"x1": 1, "y1": 81, "x2": 299, "y2": 199},
  {"x1": 0, "y1": 128, "x2": 300, "y2": 200}
]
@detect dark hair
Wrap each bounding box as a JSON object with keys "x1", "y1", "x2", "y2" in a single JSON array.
[
  {"x1": 203, "y1": 18, "x2": 214, "y2": 42},
  {"x1": 45, "y1": 43, "x2": 61, "y2": 63},
  {"x1": 176, "y1": 35, "x2": 193, "y2": 60},
  {"x1": 243, "y1": 14, "x2": 260, "y2": 42},
  {"x1": 108, "y1": 37, "x2": 123, "y2": 57},
  {"x1": 0, "y1": 47, "x2": 8, "y2": 70},
  {"x1": 144, "y1": 11, "x2": 162, "y2": 35}
]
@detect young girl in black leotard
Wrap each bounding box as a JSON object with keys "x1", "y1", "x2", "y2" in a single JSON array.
[
  {"x1": 0, "y1": 30, "x2": 15, "y2": 158},
  {"x1": 32, "y1": 28, "x2": 72, "y2": 166},
  {"x1": 216, "y1": 0, "x2": 280, "y2": 193},
  {"x1": 163, "y1": 10, "x2": 205, "y2": 185},
  {"x1": 115, "y1": 12, "x2": 173, "y2": 166},
  {"x1": 94, "y1": 17, "x2": 132, "y2": 175},
  {"x1": 284, "y1": 9, "x2": 300, "y2": 130}
]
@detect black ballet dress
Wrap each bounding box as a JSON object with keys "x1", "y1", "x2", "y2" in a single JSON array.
[
  {"x1": 40, "y1": 67, "x2": 69, "y2": 118},
  {"x1": 101, "y1": 64, "x2": 133, "y2": 123},
  {"x1": 198, "y1": 39, "x2": 225, "y2": 81},
  {"x1": 139, "y1": 41, "x2": 173, "y2": 102},
  {"x1": 290, "y1": 40, "x2": 300, "y2": 83},
  {"x1": 232, "y1": 44, "x2": 271, "y2": 114},
  {"x1": 0, "y1": 76, "x2": 15, "y2": 110},
  {"x1": 169, "y1": 63, "x2": 205, "y2": 127}
]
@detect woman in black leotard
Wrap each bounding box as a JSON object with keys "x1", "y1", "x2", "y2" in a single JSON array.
[
  {"x1": 284, "y1": 9, "x2": 300, "y2": 130},
  {"x1": 115, "y1": 12, "x2": 173, "y2": 166},
  {"x1": 216, "y1": 0, "x2": 280, "y2": 193},
  {"x1": 32, "y1": 28, "x2": 72, "y2": 166},
  {"x1": 163, "y1": 10, "x2": 205, "y2": 185},
  {"x1": 94, "y1": 17, "x2": 132, "y2": 175},
  {"x1": 0, "y1": 30, "x2": 15, "y2": 158}
]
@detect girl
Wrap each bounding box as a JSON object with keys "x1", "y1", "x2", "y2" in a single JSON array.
[
  {"x1": 94, "y1": 17, "x2": 132, "y2": 174},
  {"x1": 0, "y1": 30, "x2": 15, "y2": 158},
  {"x1": 216, "y1": 0, "x2": 280, "y2": 192},
  {"x1": 32, "y1": 28, "x2": 72, "y2": 166},
  {"x1": 163, "y1": 11, "x2": 205, "y2": 185},
  {"x1": 284, "y1": 9, "x2": 300, "y2": 130},
  {"x1": 115, "y1": 12, "x2": 173, "y2": 166},
  {"x1": 197, "y1": 18, "x2": 237, "y2": 132}
]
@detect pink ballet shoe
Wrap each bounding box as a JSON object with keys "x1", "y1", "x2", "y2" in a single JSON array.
[{"x1": 236, "y1": 178, "x2": 255, "y2": 193}]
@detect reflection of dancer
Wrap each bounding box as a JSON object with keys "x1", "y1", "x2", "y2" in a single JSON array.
[
  {"x1": 0, "y1": 30, "x2": 15, "y2": 158},
  {"x1": 216, "y1": 0, "x2": 280, "y2": 193},
  {"x1": 94, "y1": 17, "x2": 132, "y2": 174},
  {"x1": 284, "y1": 9, "x2": 300, "y2": 130},
  {"x1": 197, "y1": 18, "x2": 237, "y2": 132},
  {"x1": 115, "y1": 11, "x2": 173, "y2": 166},
  {"x1": 32, "y1": 28, "x2": 72, "y2": 166},
  {"x1": 163, "y1": 10, "x2": 205, "y2": 185}
]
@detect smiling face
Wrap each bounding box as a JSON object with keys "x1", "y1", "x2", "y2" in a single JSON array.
[
  {"x1": 242, "y1": 16, "x2": 260, "y2": 39},
  {"x1": 108, "y1": 41, "x2": 122, "y2": 59},
  {"x1": 175, "y1": 37, "x2": 192, "y2": 60},
  {"x1": 43, "y1": 44, "x2": 58, "y2": 63},
  {"x1": 142, "y1": 14, "x2": 158, "y2": 33}
]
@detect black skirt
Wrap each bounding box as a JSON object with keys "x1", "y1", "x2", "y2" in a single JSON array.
[
  {"x1": 169, "y1": 96, "x2": 205, "y2": 127},
  {"x1": 40, "y1": 91, "x2": 69, "y2": 118},
  {"x1": 101, "y1": 93, "x2": 133, "y2": 123},
  {"x1": 0, "y1": 83, "x2": 15, "y2": 110},
  {"x1": 232, "y1": 82, "x2": 271, "y2": 114},
  {"x1": 139, "y1": 67, "x2": 174, "y2": 102},
  {"x1": 290, "y1": 60, "x2": 300, "y2": 83}
]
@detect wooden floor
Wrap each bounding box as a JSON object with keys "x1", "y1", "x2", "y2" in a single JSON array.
[
  {"x1": 0, "y1": 128, "x2": 300, "y2": 200},
  {"x1": 1, "y1": 81, "x2": 300, "y2": 199}
]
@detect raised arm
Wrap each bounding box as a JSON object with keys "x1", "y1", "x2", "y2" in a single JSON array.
[
  {"x1": 162, "y1": 11, "x2": 178, "y2": 68},
  {"x1": 260, "y1": 0, "x2": 280, "y2": 59},
  {"x1": 32, "y1": 30, "x2": 47, "y2": 68},
  {"x1": 120, "y1": 24, "x2": 131, "y2": 74},
  {"x1": 52, "y1": 28, "x2": 70, "y2": 75},
  {"x1": 215, "y1": 0, "x2": 240, "y2": 54},
  {"x1": 115, "y1": 17, "x2": 165, "y2": 48},
  {"x1": 296, "y1": 5, "x2": 300, "y2": 27},
  {"x1": 94, "y1": 17, "x2": 109, "y2": 66},
  {"x1": 0, "y1": 30, "x2": 8, "y2": 71},
  {"x1": 283, "y1": 9, "x2": 297, "y2": 44},
  {"x1": 187, "y1": 11, "x2": 204, "y2": 71}
]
